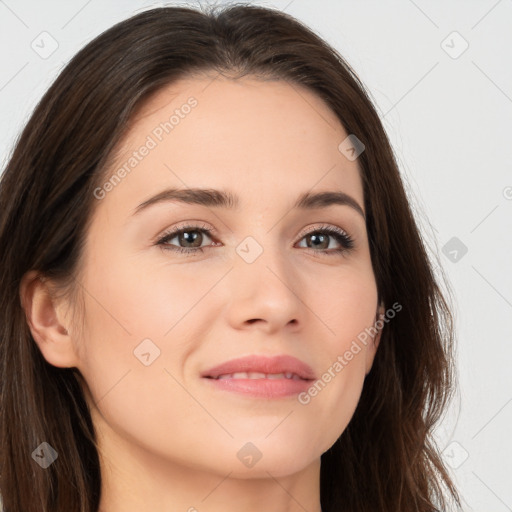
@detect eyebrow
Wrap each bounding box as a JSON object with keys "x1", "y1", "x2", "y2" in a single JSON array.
[{"x1": 132, "y1": 187, "x2": 365, "y2": 219}]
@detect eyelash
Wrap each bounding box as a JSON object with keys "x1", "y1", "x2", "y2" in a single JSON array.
[{"x1": 155, "y1": 222, "x2": 355, "y2": 257}]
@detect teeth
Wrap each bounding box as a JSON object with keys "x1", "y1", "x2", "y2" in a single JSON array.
[
  {"x1": 215, "y1": 372, "x2": 301, "y2": 380},
  {"x1": 231, "y1": 372, "x2": 245, "y2": 379},
  {"x1": 247, "y1": 372, "x2": 268, "y2": 379}
]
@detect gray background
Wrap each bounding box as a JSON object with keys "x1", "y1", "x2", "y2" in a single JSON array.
[{"x1": 1, "y1": 1, "x2": 511, "y2": 510}]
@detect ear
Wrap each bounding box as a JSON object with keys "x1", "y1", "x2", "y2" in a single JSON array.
[
  {"x1": 19, "y1": 270, "x2": 81, "y2": 368},
  {"x1": 365, "y1": 301, "x2": 385, "y2": 375}
]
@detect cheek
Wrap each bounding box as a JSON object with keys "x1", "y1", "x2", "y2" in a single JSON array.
[
  {"x1": 79, "y1": 247, "x2": 217, "y2": 343},
  {"x1": 305, "y1": 262, "x2": 378, "y2": 346},
  {"x1": 74, "y1": 252, "x2": 219, "y2": 424},
  {"x1": 296, "y1": 338, "x2": 368, "y2": 456},
  {"x1": 294, "y1": 266, "x2": 377, "y2": 447},
  {"x1": 74, "y1": 261, "x2": 203, "y2": 460}
]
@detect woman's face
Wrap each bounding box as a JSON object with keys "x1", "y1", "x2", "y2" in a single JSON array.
[{"x1": 69, "y1": 75, "x2": 382, "y2": 478}]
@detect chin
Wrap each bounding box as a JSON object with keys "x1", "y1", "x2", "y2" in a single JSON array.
[
  {"x1": 216, "y1": 437, "x2": 321, "y2": 479},
  {"x1": 227, "y1": 455, "x2": 317, "y2": 480}
]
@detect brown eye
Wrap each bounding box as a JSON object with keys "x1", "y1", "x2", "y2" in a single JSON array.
[
  {"x1": 156, "y1": 224, "x2": 216, "y2": 254},
  {"x1": 296, "y1": 226, "x2": 355, "y2": 256}
]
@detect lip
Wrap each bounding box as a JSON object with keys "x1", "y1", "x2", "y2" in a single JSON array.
[{"x1": 201, "y1": 354, "x2": 316, "y2": 398}]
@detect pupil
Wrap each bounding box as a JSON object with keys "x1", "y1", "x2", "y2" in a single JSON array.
[
  {"x1": 309, "y1": 234, "x2": 327, "y2": 249},
  {"x1": 181, "y1": 231, "x2": 201, "y2": 247}
]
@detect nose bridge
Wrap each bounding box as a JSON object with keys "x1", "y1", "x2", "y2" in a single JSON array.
[
  {"x1": 232, "y1": 204, "x2": 284, "y2": 266},
  {"x1": 227, "y1": 232, "x2": 302, "y2": 328},
  {"x1": 235, "y1": 232, "x2": 287, "y2": 282}
]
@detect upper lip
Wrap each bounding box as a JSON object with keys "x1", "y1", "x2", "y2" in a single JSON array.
[{"x1": 201, "y1": 354, "x2": 316, "y2": 380}]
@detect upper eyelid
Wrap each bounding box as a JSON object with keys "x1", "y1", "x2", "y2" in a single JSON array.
[{"x1": 157, "y1": 222, "x2": 352, "y2": 245}]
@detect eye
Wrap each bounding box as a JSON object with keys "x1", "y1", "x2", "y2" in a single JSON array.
[
  {"x1": 295, "y1": 224, "x2": 355, "y2": 256},
  {"x1": 156, "y1": 222, "x2": 217, "y2": 255},
  {"x1": 155, "y1": 222, "x2": 355, "y2": 257}
]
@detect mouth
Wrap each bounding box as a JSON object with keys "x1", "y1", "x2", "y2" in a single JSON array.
[
  {"x1": 212, "y1": 372, "x2": 306, "y2": 380},
  {"x1": 201, "y1": 355, "x2": 315, "y2": 398}
]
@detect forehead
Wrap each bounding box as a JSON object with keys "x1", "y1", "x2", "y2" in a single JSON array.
[{"x1": 97, "y1": 75, "x2": 364, "y2": 218}]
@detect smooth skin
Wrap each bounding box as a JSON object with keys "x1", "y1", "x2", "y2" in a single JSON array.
[{"x1": 21, "y1": 75, "x2": 384, "y2": 512}]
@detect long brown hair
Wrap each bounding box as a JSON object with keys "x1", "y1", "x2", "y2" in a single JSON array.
[{"x1": 0, "y1": 4, "x2": 461, "y2": 511}]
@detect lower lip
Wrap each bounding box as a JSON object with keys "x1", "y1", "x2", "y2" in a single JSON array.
[{"x1": 202, "y1": 377, "x2": 313, "y2": 398}]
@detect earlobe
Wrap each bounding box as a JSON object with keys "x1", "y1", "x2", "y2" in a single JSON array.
[{"x1": 19, "y1": 270, "x2": 80, "y2": 368}]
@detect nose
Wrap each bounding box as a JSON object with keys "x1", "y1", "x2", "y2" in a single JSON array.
[{"x1": 224, "y1": 238, "x2": 305, "y2": 334}]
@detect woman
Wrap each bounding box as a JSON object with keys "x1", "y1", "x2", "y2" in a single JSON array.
[{"x1": 0, "y1": 4, "x2": 461, "y2": 511}]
